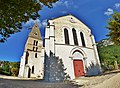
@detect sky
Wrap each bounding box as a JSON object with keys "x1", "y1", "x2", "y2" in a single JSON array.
[{"x1": 0, "y1": 0, "x2": 120, "y2": 62}]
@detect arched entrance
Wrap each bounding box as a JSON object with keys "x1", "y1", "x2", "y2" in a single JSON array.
[{"x1": 72, "y1": 51, "x2": 85, "y2": 77}]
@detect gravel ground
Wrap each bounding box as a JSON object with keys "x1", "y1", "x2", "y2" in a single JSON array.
[
  {"x1": 73, "y1": 70, "x2": 120, "y2": 88},
  {"x1": 0, "y1": 79, "x2": 79, "y2": 88},
  {"x1": 0, "y1": 70, "x2": 120, "y2": 88},
  {"x1": 94, "y1": 73, "x2": 120, "y2": 88}
]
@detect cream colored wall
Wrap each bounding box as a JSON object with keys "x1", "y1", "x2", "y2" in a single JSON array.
[
  {"x1": 50, "y1": 15, "x2": 93, "y2": 48},
  {"x1": 25, "y1": 37, "x2": 42, "y2": 52},
  {"x1": 19, "y1": 36, "x2": 44, "y2": 79}
]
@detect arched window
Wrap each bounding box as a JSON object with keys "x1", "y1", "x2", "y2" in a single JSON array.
[
  {"x1": 36, "y1": 47, "x2": 38, "y2": 51},
  {"x1": 64, "y1": 28, "x2": 69, "y2": 45},
  {"x1": 25, "y1": 51, "x2": 29, "y2": 65},
  {"x1": 72, "y1": 28, "x2": 78, "y2": 45},
  {"x1": 36, "y1": 41, "x2": 38, "y2": 46},
  {"x1": 32, "y1": 66, "x2": 34, "y2": 73},
  {"x1": 35, "y1": 53, "x2": 37, "y2": 58},
  {"x1": 80, "y1": 32, "x2": 86, "y2": 47},
  {"x1": 33, "y1": 40, "x2": 36, "y2": 45}
]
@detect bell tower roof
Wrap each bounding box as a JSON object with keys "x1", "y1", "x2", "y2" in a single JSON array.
[{"x1": 29, "y1": 23, "x2": 42, "y2": 40}]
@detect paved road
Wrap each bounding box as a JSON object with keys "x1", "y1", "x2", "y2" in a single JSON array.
[{"x1": 0, "y1": 78, "x2": 79, "y2": 88}]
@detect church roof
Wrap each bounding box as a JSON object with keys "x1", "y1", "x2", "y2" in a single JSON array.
[{"x1": 29, "y1": 23, "x2": 42, "y2": 40}]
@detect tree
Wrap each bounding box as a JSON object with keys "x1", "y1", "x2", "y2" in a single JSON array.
[
  {"x1": 97, "y1": 44, "x2": 120, "y2": 71},
  {"x1": 44, "y1": 51, "x2": 70, "y2": 82},
  {"x1": 106, "y1": 12, "x2": 120, "y2": 45},
  {"x1": 0, "y1": 0, "x2": 58, "y2": 42}
]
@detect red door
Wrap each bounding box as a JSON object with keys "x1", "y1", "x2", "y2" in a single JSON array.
[{"x1": 73, "y1": 60, "x2": 84, "y2": 77}]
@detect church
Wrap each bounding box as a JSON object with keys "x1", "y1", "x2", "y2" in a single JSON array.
[{"x1": 18, "y1": 15, "x2": 101, "y2": 80}]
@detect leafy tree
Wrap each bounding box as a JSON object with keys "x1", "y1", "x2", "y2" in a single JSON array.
[
  {"x1": 0, "y1": 61, "x2": 20, "y2": 76},
  {"x1": 0, "y1": 0, "x2": 58, "y2": 42},
  {"x1": 10, "y1": 62, "x2": 20, "y2": 68},
  {"x1": 106, "y1": 12, "x2": 120, "y2": 45},
  {"x1": 97, "y1": 44, "x2": 120, "y2": 70},
  {"x1": 2, "y1": 62, "x2": 10, "y2": 72}
]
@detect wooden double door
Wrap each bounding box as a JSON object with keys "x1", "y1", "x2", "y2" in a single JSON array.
[{"x1": 73, "y1": 60, "x2": 85, "y2": 77}]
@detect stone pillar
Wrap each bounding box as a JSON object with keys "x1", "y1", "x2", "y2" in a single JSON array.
[
  {"x1": 18, "y1": 52, "x2": 26, "y2": 77},
  {"x1": 91, "y1": 35, "x2": 102, "y2": 73},
  {"x1": 18, "y1": 56, "x2": 24, "y2": 77},
  {"x1": 45, "y1": 26, "x2": 50, "y2": 57},
  {"x1": 114, "y1": 61, "x2": 119, "y2": 70},
  {"x1": 49, "y1": 23, "x2": 55, "y2": 54},
  {"x1": 44, "y1": 20, "x2": 55, "y2": 81}
]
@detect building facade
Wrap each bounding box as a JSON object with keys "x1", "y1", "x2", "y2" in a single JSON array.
[
  {"x1": 18, "y1": 24, "x2": 44, "y2": 79},
  {"x1": 19, "y1": 15, "x2": 101, "y2": 80}
]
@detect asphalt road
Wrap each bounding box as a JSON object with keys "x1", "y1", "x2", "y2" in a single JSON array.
[{"x1": 0, "y1": 78, "x2": 79, "y2": 88}]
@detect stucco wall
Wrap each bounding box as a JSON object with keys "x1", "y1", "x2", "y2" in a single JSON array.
[{"x1": 55, "y1": 44, "x2": 99, "y2": 79}]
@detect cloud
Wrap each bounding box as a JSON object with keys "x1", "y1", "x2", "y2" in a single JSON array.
[
  {"x1": 104, "y1": 8, "x2": 114, "y2": 16},
  {"x1": 64, "y1": 1, "x2": 69, "y2": 7},
  {"x1": 74, "y1": 5, "x2": 78, "y2": 9},
  {"x1": 23, "y1": 19, "x2": 35, "y2": 29},
  {"x1": 115, "y1": 3, "x2": 120, "y2": 9},
  {"x1": 41, "y1": 19, "x2": 48, "y2": 27},
  {"x1": 53, "y1": 0, "x2": 73, "y2": 8},
  {"x1": 52, "y1": 1, "x2": 63, "y2": 7},
  {"x1": 61, "y1": 11, "x2": 68, "y2": 14},
  {"x1": 23, "y1": 19, "x2": 48, "y2": 29}
]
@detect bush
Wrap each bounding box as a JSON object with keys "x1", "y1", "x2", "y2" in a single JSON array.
[
  {"x1": 0, "y1": 67, "x2": 3, "y2": 73},
  {"x1": 2, "y1": 71, "x2": 11, "y2": 76},
  {"x1": 108, "y1": 65, "x2": 115, "y2": 71},
  {"x1": 11, "y1": 67, "x2": 19, "y2": 76}
]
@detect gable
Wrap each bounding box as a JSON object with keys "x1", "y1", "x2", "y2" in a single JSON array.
[
  {"x1": 49, "y1": 15, "x2": 91, "y2": 33},
  {"x1": 29, "y1": 23, "x2": 42, "y2": 40},
  {"x1": 48, "y1": 15, "x2": 92, "y2": 45}
]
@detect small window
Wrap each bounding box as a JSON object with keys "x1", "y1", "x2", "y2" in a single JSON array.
[
  {"x1": 72, "y1": 28, "x2": 78, "y2": 45},
  {"x1": 33, "y1": 47, "x2": 35, "y2": 51},
  {"x1": 36, "y1": 41, "x2": 38, "y2": 46},
  {"x1": 32, "y1": 66, "x2": 34, "y2": 74},
  {"x1": 64, "y1": 28, "x2": 69, "y2": 45},
  {"x1": 33, "y1": 40, "x2": 36, "y2": 45},
  {"x1": 35, "y1": 53, "x2": 37, "y2": 58},
  {"x1": 34, "y1": 32, "x2": 38, "y2": 35},
  {"x1": 36, "y1": 47, "x2": 38, "y2": 52}
]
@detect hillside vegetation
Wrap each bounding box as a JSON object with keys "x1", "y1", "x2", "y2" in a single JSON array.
[
  {"x1": 0, "y1": 61, "x2": 20, "y2": 76},
  {"x1": 97, "y1": 39, "x2": 120, "y2": 71}
]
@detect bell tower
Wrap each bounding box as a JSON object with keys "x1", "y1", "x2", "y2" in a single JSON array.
[{"x1": 18, "y1": 23, "x2": 44, "y2": 79}]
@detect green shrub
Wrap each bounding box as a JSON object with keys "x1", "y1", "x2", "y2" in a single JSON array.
[
  {"x1": 0, "y1": 67, "x2": 3, "y2": 73},
  {"x1": 11, "y1": 67, "x2": 19, "y2": 76}
]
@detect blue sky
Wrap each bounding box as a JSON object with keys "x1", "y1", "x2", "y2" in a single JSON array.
[{"x1": 0, "y1": 0, "x2": 120, "y2": 62}]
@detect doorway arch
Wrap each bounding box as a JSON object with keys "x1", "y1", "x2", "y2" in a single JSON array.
[
  {"x1": 72, "y1": 51, "x2": 85, "y2": 77},
  {"x1": 69, "y1": 48, "x2": 87, "y2": 77}
]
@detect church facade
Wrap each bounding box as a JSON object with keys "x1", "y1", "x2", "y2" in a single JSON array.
[{"x1": 18, "y1": 15, "x2": 101, "y2": 80}]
